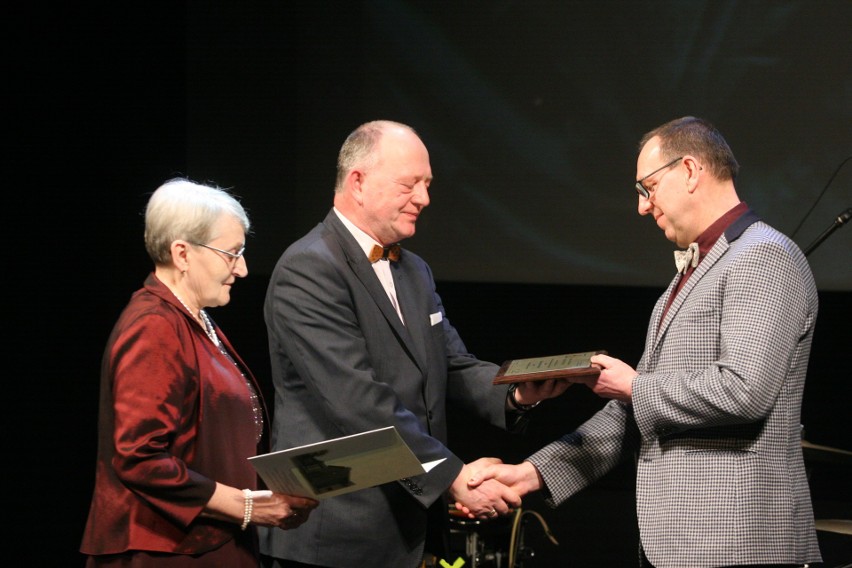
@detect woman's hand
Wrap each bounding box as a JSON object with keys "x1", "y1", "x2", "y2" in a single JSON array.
[
  {"x1": 251, "y1": 491, "x2": 318, "y2": 530},
  {"x1": 202, "y1": 483, "x2": 318, "y2": 530}
]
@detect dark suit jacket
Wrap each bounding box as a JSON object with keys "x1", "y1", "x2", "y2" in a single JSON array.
[
  {"x1": 260, "y1": 210, "x2": 510, "y2": 567},
  {"x1": 529, "y1": 211, "x2": 822, "y2": 567},
  {"x1": 81, "y1": 273, "x2": 267, "y2": 561}
]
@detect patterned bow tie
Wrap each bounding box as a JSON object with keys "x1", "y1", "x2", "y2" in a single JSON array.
[
  {"x1": 369, "y1": 243, "x2": 401, "y2": 263},
  {"x1": 673, "y1": 242, "x2": 699, "y2": 274}
]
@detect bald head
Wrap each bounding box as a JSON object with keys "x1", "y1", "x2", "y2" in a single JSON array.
[
  {"x1": 333, "y1": 120, "x2": 432, "y2": 245},
  {"x1": 335, "y1": 120, "x2": 421, "y2": 193}
]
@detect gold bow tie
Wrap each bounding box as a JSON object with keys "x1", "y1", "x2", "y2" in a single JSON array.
[
  {"x1": 673, "y1": 242, "x2": 699, "y2": 274},
  {"x1": 369, "y1": 243, "x2": 401, "y2": 263}
]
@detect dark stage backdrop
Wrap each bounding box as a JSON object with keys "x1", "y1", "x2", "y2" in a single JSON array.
[
  {"x1": 183, "y1": 0, "x2": 851, "y2": 291},
  {"x1": 11, "y1": 1, "x2": 850, "y2": 566}
]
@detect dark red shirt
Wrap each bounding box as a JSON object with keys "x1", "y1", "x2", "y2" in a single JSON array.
[{"x1": 662, "y1": 202, "x2": 749, "y2": 320}]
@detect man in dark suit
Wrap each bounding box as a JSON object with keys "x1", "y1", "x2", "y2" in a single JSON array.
[
  {"x1": 259, "y1": 120, "x2": 568, "y2": 568},
  {"x1": 466, "y1": 117, "x2": 822, "y2": 567}
]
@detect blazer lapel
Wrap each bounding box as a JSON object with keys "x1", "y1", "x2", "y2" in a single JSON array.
[
  {"x1": 650, "y1": 208, "x2": 761, "y2": 357},
  {"x1": 391, "y1": 262, "x2": 430, "y2": 367},
  {"x1": 323, "y1": 211, "x2": 425, "y2": 370},
  {"x1": 654, "y1": 237, "x2": 730, "y2": 348},
  {"x1": 650, "y1": 276, "x2": 679, "y2": 349}
]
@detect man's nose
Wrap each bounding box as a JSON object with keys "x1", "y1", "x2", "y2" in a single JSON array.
[
  {"x1": 637, "y1": 195, "x2": 652, "y2": 216},
  {"x1": 412, "y1": 182, "x2": 430, "y2": 207}
]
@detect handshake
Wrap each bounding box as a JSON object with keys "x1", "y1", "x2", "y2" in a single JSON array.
[
  {"x1": 448, "y1": 457, "x2": 543, "y2": 520},
  {"x1": 448, "y1": 354, "x2": 633, "y2": 520}
]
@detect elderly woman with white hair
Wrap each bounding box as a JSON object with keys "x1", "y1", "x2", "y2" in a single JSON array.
[{"x1": 81, "y1": 178, "x2": 317, "y2": 567}]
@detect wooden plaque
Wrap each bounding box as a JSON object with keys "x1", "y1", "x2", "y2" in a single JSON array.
[{"x1": 493, "y1": 350, "x2": 606, "y2": 385}]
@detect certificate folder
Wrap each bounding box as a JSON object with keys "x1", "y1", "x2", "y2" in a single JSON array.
[
  {"x1": 249, "y1": 426, "x2": 428, "y2": 500},
  {"x1": 493, "y1": 350, "x2": 606, "y2": 385}
]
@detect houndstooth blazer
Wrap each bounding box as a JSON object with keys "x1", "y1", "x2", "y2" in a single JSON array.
[{"x1": 528, "y1": 210, "x2": 822, "y2": 567}]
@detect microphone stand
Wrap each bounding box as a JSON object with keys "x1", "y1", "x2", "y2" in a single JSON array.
[{"x1": 804, "y1": 208, "x2": 852, "y2": 257}]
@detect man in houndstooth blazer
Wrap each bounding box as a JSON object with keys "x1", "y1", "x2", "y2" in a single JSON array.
[{"x1": 466, "y1": 117, "x2": 822, "y2": 567}]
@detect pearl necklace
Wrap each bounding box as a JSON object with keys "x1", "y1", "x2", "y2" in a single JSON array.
[
  {"x1": 171, "y1": 289, "x2": 263, "y2": 443},
  {"x1": 172, "y1": 291, "x2": 219, "y2": 345},
  {"x1": 199, "y1": 308, "x2": 264, "y2": 443},
  {"x1": 198, "y1": 309, "x2": 221, "y2": 347}
]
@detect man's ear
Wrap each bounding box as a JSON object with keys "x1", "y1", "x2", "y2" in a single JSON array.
[
  {"x1": 684, "y1": 156, "x2": 703, "y2": 193},
  {"x1": 349, "y1": 170, "x2": 366, "y2": 205}
]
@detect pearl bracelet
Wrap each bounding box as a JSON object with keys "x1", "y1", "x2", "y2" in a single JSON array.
[{"x1": 241, "y1": 488, "x2": 253, "y2": 530}]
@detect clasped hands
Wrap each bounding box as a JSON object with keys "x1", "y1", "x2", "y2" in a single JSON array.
[
  {"x1": 449, "y1": 457, "x2": 543, "y2": 520},
  {"x1": 450, "y1": 356, "x2": 638, "y2": 520}
]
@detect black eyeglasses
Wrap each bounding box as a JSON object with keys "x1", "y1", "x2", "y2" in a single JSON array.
[
  {"x1": 192, "y1": 242, "x2": 246, "y2": 263},
  {"x1": 635, "y1": 156, "x2": 683, "y2": 198}
]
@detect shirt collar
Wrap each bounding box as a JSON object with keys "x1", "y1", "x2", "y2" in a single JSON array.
[
  {"x1": 333, "y1": 207, "x2": 383, "y2": 259},
  {"x1": 694, "y1": 201, "x2": 749, "y2": 258}
]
